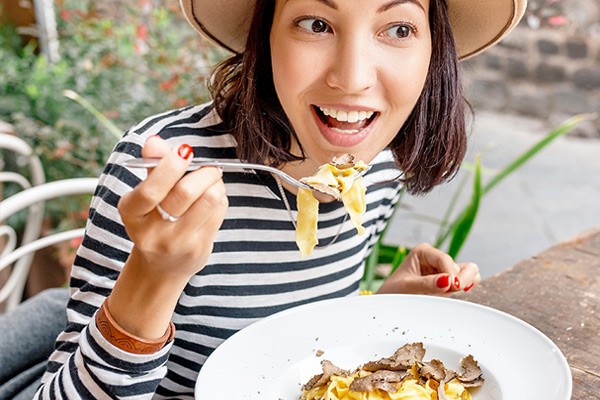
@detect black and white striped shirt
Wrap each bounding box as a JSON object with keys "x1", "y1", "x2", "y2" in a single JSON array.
[{"x1": 36, "y1": 103, "x2": 403, "y2": 399}]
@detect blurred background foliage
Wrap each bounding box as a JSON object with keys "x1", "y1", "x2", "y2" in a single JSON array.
[
  {"x1": 0, "y1": 0, "x2": 226, "y2": 183},
  {"x1": 0, "y1": 0, "x2": 227, "y2": 230}
]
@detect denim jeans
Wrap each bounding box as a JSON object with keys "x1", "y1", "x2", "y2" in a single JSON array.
[{"x1": 0, "y1": 288, "x2": 69, "y2": 400}]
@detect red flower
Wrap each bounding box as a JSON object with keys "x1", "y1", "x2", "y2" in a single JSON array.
[
  {"x1": 53, "y1": 142, "x2": 73, "y2": 159},
  {"x1": 174, "y1": 98, "x2": 188, "y2": 108},
  {"x1": 160, "y1": 75, "x2": 179, "y2": 91},
  {"x1": 60, "y1": 10, "x2": 72, "y2": 21},
  {"x1": 136, "y1": 24, "x2": 149, "y2": 41},
  {"x1": 547, "y1": 15, "x2": 568, "y2": 27}
]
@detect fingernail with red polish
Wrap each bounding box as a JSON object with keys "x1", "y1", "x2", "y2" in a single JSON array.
[
  {"x1": 436, "y1": 275, "x2": 450, "y2": 288},
  {"x1": 454, "y1": 277, "x2": 461, "y2": 289},
  {"x1": 464, "y1": 282, "x2": 475, "y2": 292},
  {"x1": 178, "y1": 144, "x2": 193, "y2": 160}
]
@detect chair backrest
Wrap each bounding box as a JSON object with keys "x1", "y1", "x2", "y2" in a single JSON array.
[{"x1": 0, "y1": 129, "x2": 98, "y2": 312}]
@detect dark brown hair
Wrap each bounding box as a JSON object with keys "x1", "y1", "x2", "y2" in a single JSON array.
[{"x1": 209, "y1": 0, "x2": 467, "y2": 194}]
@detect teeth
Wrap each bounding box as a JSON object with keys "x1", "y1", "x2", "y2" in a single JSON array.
[
  {"x1": 347, "y1": 111, "x2": 359, "y2": 123},
  {"x1": 319, "y1": 106, "x2": 374, "y2": 123}
]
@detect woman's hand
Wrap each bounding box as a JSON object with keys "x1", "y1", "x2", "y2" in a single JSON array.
[
  {"x1": 118, "y1": 136, "x2": 228, "y2": 280},
  {"x1": 108, "y1": 136, "x2": 228, "y2": 339},
  {"x1": 376, "y1": 243, "x2": 481, "y2": 295}
]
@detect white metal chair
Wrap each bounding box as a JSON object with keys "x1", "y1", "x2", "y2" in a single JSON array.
[{"x1": 0, "y1": 130, "x2": 98, "y2": 312}]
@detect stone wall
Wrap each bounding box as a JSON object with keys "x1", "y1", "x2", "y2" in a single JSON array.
[{"x1": 461, "y1": 25, "x2": 600, "y2": 138}]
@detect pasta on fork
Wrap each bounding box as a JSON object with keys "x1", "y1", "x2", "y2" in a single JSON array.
[{"x1": 296, "y1": 154, "x2": 369, "y2": 257}]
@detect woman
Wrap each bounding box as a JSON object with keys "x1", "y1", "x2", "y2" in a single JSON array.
[{"x1": 28, "y1": 0, "x2": 525, "y2": 398}]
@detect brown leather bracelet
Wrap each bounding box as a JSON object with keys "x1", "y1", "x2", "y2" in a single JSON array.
[{"x1": 96, "y1": 298, "x2": 175, "y2": 354}]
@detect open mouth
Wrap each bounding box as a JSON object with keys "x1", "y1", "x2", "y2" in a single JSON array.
[{"x1": 313, "y1": 105, "x2": 378, "y2": 133}]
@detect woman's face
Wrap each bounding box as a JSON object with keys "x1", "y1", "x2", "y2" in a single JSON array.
[{"x1": 270, "y1": 0, "x2": 432, "y2": 172}]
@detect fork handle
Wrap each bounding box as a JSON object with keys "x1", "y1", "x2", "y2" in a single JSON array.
[
  {"x1": 123, "y1": 158, "x2": 244, "y2": 170},
  {"x1": 122, "y1": 158, "x2": 311, "y2": 189}
]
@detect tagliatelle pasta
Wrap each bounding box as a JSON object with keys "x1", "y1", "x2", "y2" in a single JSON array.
[
  {"x1": 301, "y1": 375, "x2": 471, "y2": 400},
  {"x1": 341, "y1": 176, "x2": 367, "y2": 236},
  {"x1": 295, "y1": 155, "x2": 369, "y2": 258},
  {"x1": 300, "y1": 343, "x2": 483, "y2": 400},
  {"x1": 296, "y1": 188, "x2": 320, "y2": 257}
]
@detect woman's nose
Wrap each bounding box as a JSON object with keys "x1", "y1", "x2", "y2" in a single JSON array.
[{"x1": 325, "y1": 36, "x2": 377, "y2": 94}]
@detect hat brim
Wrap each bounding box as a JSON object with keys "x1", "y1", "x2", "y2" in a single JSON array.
[{"x1": 181, "y1": 0, "x2": 526, "y2": 60}]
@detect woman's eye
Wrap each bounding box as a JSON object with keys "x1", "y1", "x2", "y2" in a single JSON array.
[
  {"x1": 383, "y1": 24, "x2": 415, "y2": 39},
  {"x1": 297, "y1": 18, "x2": 330, "y2": 34}
]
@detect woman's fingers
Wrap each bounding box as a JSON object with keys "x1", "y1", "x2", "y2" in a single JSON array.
[
  {"x1": 121, "y1": 136, "x2": 227, "y2": 228},
  {"x1": 378, "y1": 244, "x2": 460, "y2": 295},
  {"x1": 399, "y1": 272, "x2": 461, "y2": 295},
  {"x1": 415, "y1": 243, "x2": 460, "y2": 274},
  {"x1": 120, "y1": 143, "x2": 193, "y2": 218},
  {"x1": 457, "y1": 263, "x2": 481, "y2": 292},
  {"x1": 378, "y1": 243, "x2": 482, "y2": 295},
  {"x1": 163, "y1": 167, "x2": 226, "y2": 229},
  {"x1": 142, "y1": 135, "x2": 171, "y2": 158}
]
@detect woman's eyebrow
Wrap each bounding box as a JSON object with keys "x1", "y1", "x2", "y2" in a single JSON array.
[
  {"x1": 289, "y1": 0, "x2": 424, "y2": 13},
  {"x1": 379, "y1": 0, "x2": 426, "y2": 14},
  {"x1": 283, "y1": 0, "x2": 337, "y2": 10},
  {"x1": 312, "y1": 0, "x2": 338, "y2": 10}
]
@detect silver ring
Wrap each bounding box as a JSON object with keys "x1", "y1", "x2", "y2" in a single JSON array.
[{"x1": 156, "y1": 203, "x2": 180, "y2": 222}]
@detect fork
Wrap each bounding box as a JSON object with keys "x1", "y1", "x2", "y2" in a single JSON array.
[{"x1": 122, "y1": 158, "x2": 372, "y2": 193}]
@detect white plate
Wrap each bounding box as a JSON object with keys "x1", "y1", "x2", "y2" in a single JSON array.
[{"x1": 195, "y1": 294, "x2": 571, "y2": 399}]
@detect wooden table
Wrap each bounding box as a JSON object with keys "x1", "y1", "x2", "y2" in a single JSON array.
[{"x1": 453, "y1": 228, "x2": 600, "y2": 399}]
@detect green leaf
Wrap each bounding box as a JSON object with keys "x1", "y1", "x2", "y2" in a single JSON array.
[
  {"x1": 447, "y1": 155, "x2": 482, "y2": 258},
  {"x1": 24, "y1": 84, "x2": 39, "y2": 99},
  {"x1": 433, "y1": 173, "x2": 469, "y2": 249},
  {"x1": 377, "y1": 243, "x2": 403, "y2": 264},
  {"x1": 483, "y1": 113, "x2": 596, "y2": 195},
  {"x1": 362, "y1": 242, "x2": 380, "y2": 292},
  {"x1": 389, "y1": 246, "x2": 409, "y2": 274},
  {"x1": 441, "y1": 113, "x2": 596, "y2": 257},
  {"x1": 63, "y1": 90, "x2": 123, "y2": 140}
]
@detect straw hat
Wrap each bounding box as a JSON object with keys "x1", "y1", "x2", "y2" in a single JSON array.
[{"x1": 180, "y1": 0, "x2": 527, "y2": 60}]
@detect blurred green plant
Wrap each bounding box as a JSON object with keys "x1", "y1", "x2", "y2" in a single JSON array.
[
  {"x1": 361, "y1": 113, "x2": 597, "y2": 292},
  {"x1": 0, "y1": 0, "x2": 226, "y2": 231}
]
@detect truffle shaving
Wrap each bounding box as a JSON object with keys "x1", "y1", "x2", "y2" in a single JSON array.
[
  {"x1": 298, "y1": 180, "x2": 341, "y2": 200},
  {"x1": 349, "y1": 370, "x2": 411, "y2": 393},
  {"x1": 361, "y1": 342, "x2": 426, "y2": 372},
  {"x1": 303, "y1": 360, "x2": 350, "y2": 391},
  {"x1": 457, "y1": 354, "x2": 484, "y2": 388},
  {"x1": 331, "y1": 153, "x2": 356, "y2": 170}
]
